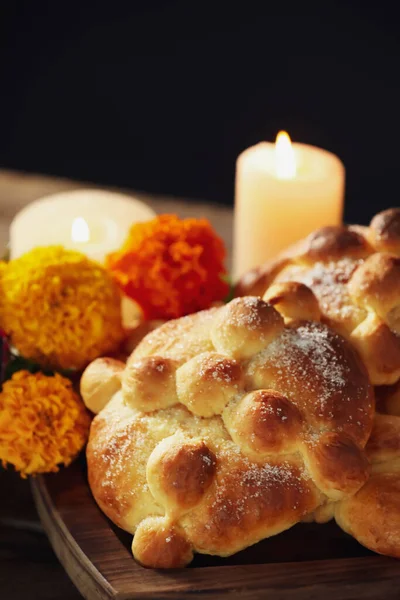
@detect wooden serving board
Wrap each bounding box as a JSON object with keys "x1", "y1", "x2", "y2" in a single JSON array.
[{"x1": 31, "y1": 457, "x2": 400, "y2": 600}]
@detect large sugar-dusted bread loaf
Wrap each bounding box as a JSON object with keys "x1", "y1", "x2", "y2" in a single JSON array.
[
  {"x1": 236, "y1": 208, "x2": 400, "y2": 559},
  {"x1": 81, "y1": 296, "x2": 373, "y2": 568},
  {"x1": 236, "y1": 208, "x2": 400, "y2": 386}
]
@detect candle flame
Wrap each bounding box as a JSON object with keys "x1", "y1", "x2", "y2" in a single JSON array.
[
  {"x1": 71, "y1": 217, "x2": 90, "y2": 243},
  {"x1": 275, "y1": 131, "x2": 296, "y2": 179}
]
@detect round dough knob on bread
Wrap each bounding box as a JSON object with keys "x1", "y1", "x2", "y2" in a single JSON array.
[
  {"x1": 132, "y1": 517, "x2": 193, "y2": 568},
  {"x1": 304, "y1": 226, "x2": 370, "y2": 263},
  {"x1": 349, "y1": 253, "x2": 400, "y2": 333},
  {"x1": 369, "y1": 207, "x2": 400, "y2": 254},
  {"x1": 146, "y1": 433, "x2": 216, "y2": 514},
  {"x1": 211, "y1": 296, "x2": 284, "y2": 359},
  {"x1": 224, "y1": 390, "x2": 303, "y2": 456},
  {"x1": 263, "y1": 281, "x2": 321, "y2": 323},
  {"x1": 122, "y1": 355, "x2": 178, "y2": 411},
  {"x1": 176, "y1": 352, "x2": 243, "y2": 417},
  {"x1": 81, "y1": 357, "x2": 124, "y2": 414}
]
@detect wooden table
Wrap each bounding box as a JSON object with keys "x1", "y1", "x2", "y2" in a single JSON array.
[{"x1": 0, "y1": 169, "x2": 233, "y2": 600}]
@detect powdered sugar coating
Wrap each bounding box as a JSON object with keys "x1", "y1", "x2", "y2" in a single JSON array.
[
  {"x1": 246, "y1": 320, "x2": 372, "y2": 440},
  {"x1": 228, "y1": 296, "x2": 273, "y2": 330},
  {"x1": 183, "y1": 446, "x2": 318, "y2": 552},
  {"x1": 277, "y1": 259, "x2": 366, "y2": 329},
  {"x1": 84, "y1": 296, "x2": 374, "y2": 567}
]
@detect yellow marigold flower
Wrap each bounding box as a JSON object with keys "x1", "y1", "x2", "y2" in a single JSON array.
[
  {"x1": 0, "y1": 370, "x2": 91, "y2": 477},
  {"x1": 0, "y1": 247, "x2": 124, "y2": 370}
]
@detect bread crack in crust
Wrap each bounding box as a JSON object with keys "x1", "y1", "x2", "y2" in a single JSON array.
[{"x1": 81, "y1": 296, "x2": 373, "y2": 568}]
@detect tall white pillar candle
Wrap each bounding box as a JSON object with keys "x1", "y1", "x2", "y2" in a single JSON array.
[{"x1": 233, "y1": 132, "x2": 345, "y2": 280}]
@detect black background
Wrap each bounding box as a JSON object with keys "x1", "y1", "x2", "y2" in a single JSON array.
[{"x1": 1, "y1": 1, "x2": 399, "y2": 223}]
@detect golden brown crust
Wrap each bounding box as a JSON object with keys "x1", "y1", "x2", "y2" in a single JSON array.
[
  {"x1": 334, "y1": 413, "x2": 400, "y2": 558},
  {"x1": 132, "y1": 517, "x2": 194, "y2": 568},
  {"x1": 370, "y1": 208, "x2": 400, "y2": 254},
  {"x1": 82, "y1": 297, "x2": 374, "y2": 568},
  {"x1": 182, "y1": 452, "x2": 321, "y2": 556},
  {"x1": 350, "y1": 314, "x2": 400, "y2": 386},
  {"x1": 245, "y1": 320, "x2": 374, "y2": 445},
  {"x1": 176, "y1": 352, "x2": 243, "y2": 417},
  {"x1": 349, "y1": 253, "x2": 400, "y2": 327},
  {"x1": 235, "y1": 208, "x2": 400, "y2": 386},
  {"x1": 211, "y1": 296, "x2": 284, "y2": 360},
  {"x1": 80, "y1": 358, "x2": 124, "y2": 414},
  {"x1": 122, "y1": 355, "x2": 179, "y2": 412},
  {"x1": 335, "y1": 471, "x2": 400, "y2": 559},
  {"x1": 302, "y1": 432, "x2": 370, "y2": 500},
  {"x1": 147, "y1": 434, "x2": 216, "y2": 514},
  {"x1": 133, "y1": 308, "x2": 217, "y2": 363},
  {"x1": 231, "y1": 210, "x2": 400, "y2": 560},
  {"x1": 86, "y1": 404, "x2": 161, "y2": 530},
  {"x1": 303, "y1": 226, "x2": 370, "y2": 263},
  {"x1": 225, "y1": 390, "x2": 303, "y2": 456},
  {"x1": 123, "y1": 320, "x2": 165, "y2": 357},
  {"x1": 365, "y1": 414, "x2": 400, "y2": 464},
  {"x1": 263, "y1": 282, "x2": 321, "y2": 323},
  {"x1": 234, "y1": 256, "x2": 291, "y2": 299}
]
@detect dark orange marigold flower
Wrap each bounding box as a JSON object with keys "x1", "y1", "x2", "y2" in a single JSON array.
[{"x1": 106, "y1": 215, "x2": 229, "y2": 320}]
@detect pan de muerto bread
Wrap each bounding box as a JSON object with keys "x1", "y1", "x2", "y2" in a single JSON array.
[
  {"x1": 335, "y1": 413, "x2": 400, "y2": 558},
  {"x1": 236, "y1": 210, "x2": 400, "y2": 559},
  {"x1": 235, "y1": 208, "x2": 400, "y2": 386},
  {"x1": 81, "y1": 296, "x2": 373, "y2": 568},
  {"x1": 336, "y1": 382, "x2": 400, "y2": 559}
]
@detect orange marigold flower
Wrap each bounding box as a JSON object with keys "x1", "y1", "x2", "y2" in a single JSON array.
[
  {"x1": 0, "y1": 370, "x2": 91, "y2": 477},
  {"x1": 0, "y1": 247, "x2": 124, "y2": 371},
  {"x1": 106, "y1": 215, "x2": 229, "y2": 319}
]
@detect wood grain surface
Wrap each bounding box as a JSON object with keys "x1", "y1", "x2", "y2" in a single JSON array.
[{"x1": 31, "y1": 459, "x2": 400, "y2": 600}]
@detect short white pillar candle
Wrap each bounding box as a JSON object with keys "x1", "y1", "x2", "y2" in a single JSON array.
[{"x1": 9, "y1": 188, "x2": 156, "y2": 264}]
